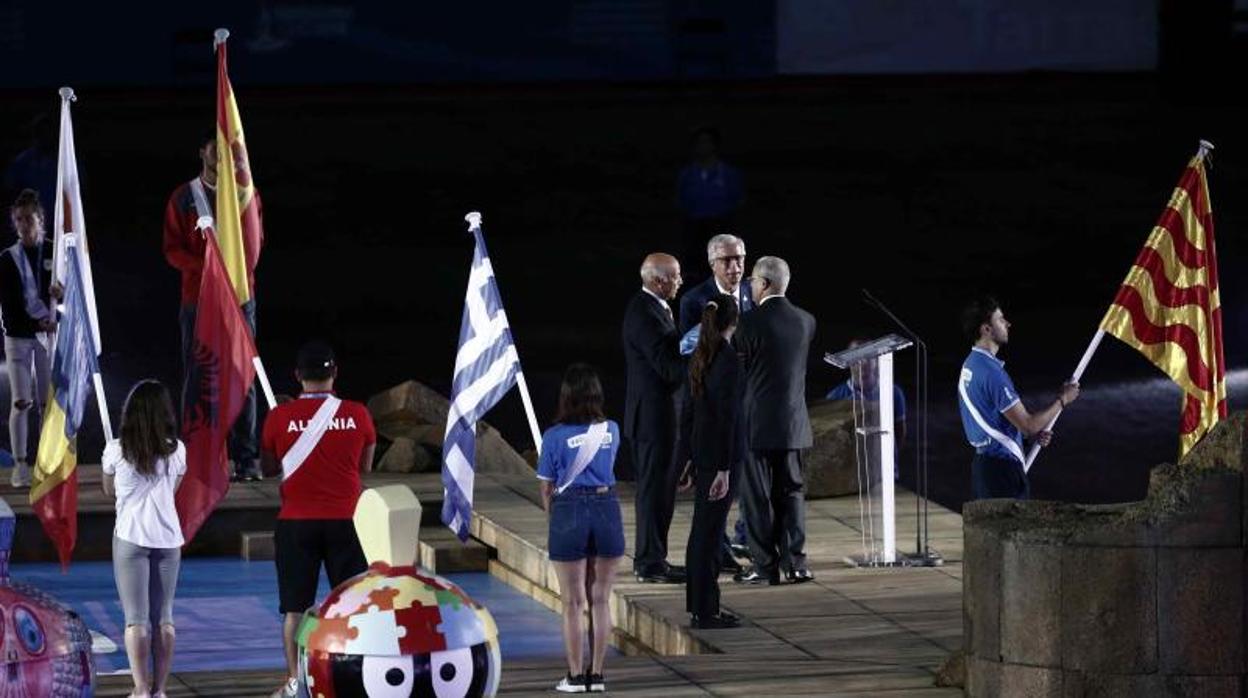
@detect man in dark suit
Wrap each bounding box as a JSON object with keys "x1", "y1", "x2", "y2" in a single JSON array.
[
  {"x1": 677, "y1": 233, "x2": 754, "y2": 572},
  {"x1": 734, "y1": 255, "x2": 816, "y2": 585},
  {"x1": 622, "y1": 252, "x2": 686, "y2": 583},
  {"x1": 678, "y1": 233, "x2": 755, "y2": 336}
]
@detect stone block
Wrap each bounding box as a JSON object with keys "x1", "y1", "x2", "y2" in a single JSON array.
[
  {"x1": 1157, "y1": 547, "x2": 1244, "y2": 674},
  {"x1": 1000, "y1": 541, "x2": 1060, "y2": 667},
  {"x1": 804, "y1": 400, "x2": 859, "y2": 498},
  {"x1": 240, "y1": 530, "x2": 273, "y2": 561},
  {"x1": 375, "y1": 437, "x2": 436, "y2": 473},
  {"x1": 419, "y1": 532, "x2": 489, "y2": 573},
  {"x1": 1178, "y1": 411, "x2": 1247, "y2": 473},
  {"x1": 1151, "y1": 470, "x2": 1243, "y2": 548},
  {"x1": 963, "y1": 523, "x2": 1002, "y2": 660},
  {"x1": 1060, "y1": 546, "x2": 1157, "y2": 673},
  {"x1": 968, "y1": 658, "x2": 1060, "y2": 698},
  {"x1": 368, "y1": 380, "x2": 532, "y2": 476}
]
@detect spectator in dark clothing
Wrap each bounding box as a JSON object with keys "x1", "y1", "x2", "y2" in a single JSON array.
[{"x1": 676, "y1": 126, "x2": 743, "y2": 270}]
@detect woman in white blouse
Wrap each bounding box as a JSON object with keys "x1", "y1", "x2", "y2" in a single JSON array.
[{"x1": 102, "y1": 380, "x2": 186, "y2": 698}]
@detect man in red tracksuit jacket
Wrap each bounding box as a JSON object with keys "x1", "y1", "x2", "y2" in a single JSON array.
[{"x1": 162, "y1": 132, "x2": 265, "y2": 481}]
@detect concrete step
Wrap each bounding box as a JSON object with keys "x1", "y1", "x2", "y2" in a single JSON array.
[
  {"x1": 240, "y1": 531, "x2": 274, "y2": 561},
  {"x1": 419, "y1": 529, "x2": 489, "y2": 573}
]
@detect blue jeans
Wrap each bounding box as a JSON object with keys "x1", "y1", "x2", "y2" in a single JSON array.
[{"x1": 548, "y1": 487, "x2": 626, "y2": 562}]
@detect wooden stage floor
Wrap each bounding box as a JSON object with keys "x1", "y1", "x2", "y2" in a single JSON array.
[{"x1": 77, "y1": 469, "x2": 965, "y2": 696}]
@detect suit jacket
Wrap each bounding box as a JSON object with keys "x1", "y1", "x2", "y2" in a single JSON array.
[
  {"x1": 677, "y1": 343, "x2": 745, "y2": 472},
  {"x1": 735, "y1": 296, "x2": 816, "y2": 450},
  {"x1": 622, "y1": 289, "x2": 684, "y2": 443},
  {"x1": 678, "y1": 276, "x2": 756, "y2": 334}
]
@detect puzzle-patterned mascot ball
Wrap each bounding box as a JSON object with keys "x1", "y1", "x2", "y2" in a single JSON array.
[
  {"x1": 297, "y1": 564, "x2": 501, "y2": 698},
  {"x1": 0, "y1": 501, "x2": 95, "y2": 696},
  {"x1": 296, "y1": 486, "x2": 501, "y2": 698}
]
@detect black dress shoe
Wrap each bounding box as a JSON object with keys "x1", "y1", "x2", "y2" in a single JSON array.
[
  {"x1": 636, "y1": 567, "x2": 686, "y2": 584},
  {"x1": 787, "y1": 567, "x2": 815, "y2": 584},
  {"x1": 733, "y1": 568, "x2": 780, "y2": 586},
  {"x1": 691, "y1": 612, "x2": 740, "y2": 629},
  {"x1": 729, "y1": 543, "x2": 752, "y2": 560}
]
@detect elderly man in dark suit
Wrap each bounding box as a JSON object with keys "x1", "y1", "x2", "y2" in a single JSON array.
[
  {"x1": 734, "y1": 255, "x2": 816, "y2": 585},
  {"x1": 677, "y1": 233, "x2": 754, "y2": 337},
  {"x1": 677, "y1": 233, "x2": 754, "y2": 572},
  {"x1": 622, "y1": 252, "x2": 687, "y2": 583}
]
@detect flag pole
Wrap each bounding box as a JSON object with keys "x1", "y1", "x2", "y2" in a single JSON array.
[
  {"x1": 1024, "y1": 139, "x2": 1216, "y2": 472},
  {"x1": 1022, "y1": 329, "x2": 1104, "y2": 472},
  {"x1": 253, "y1": 357, "x2": 278, "y2": 410},
  {"x1": 465, "y1": 212, "x2": 543, "y2": 451}
]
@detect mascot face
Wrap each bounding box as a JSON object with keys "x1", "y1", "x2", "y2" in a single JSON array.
[
  {"x1": 0, "y1": 584, "x2": 94, "y2": 697},
  {"x1": 298, "y1": 564, "x2": 501, "y2": 698}
]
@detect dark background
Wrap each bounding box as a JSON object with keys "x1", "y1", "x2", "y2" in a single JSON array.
[{"x1": 2, "y1": 0, "x2": 1247, "y2": 514}]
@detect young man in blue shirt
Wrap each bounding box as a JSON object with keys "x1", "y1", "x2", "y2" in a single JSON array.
[{"x1": 957, "y1": 296, "x2": 1079, "y2": 499}]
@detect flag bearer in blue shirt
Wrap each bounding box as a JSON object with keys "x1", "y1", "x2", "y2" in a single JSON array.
[
  {"x1": 957, "y1": 296, "x2": 1080, "y2": 499},
  {"x1": 537, "y1": 363, "x2": 624, "y2": 694}
]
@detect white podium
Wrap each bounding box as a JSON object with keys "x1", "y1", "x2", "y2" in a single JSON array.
[{"x1": 825, "y1": 333, "x2": 912, "y2": 566}]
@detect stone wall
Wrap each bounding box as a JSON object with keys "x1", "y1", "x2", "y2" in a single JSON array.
[{"x1": 962, "y1": 412, "x2": 1247, "y2": 697}]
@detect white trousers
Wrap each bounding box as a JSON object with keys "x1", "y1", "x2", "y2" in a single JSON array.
[{"x1": 5, "y1": 334, "x2": 51, "y2": 464}]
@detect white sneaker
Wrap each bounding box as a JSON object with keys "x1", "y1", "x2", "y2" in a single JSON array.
[
  {"x1": 270, "y1": 677, "x2": 298, "y2": 698},
  {"x1": 554, "y1": 673, "x2": 586, "y2": 693},
  {"x1": 10, "y1": 462, "x2": 31, "y2": 488}
]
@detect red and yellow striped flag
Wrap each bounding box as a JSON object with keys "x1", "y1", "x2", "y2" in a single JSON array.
[
  {"x1": 214, "y1": 29, "x2": 262, "y2": 305},
  {"x1": 1098, "y1": 145, "x2": 1226, "y2": 457}
]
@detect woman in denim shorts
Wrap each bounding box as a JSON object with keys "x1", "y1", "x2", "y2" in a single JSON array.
[{"x1": 537, "y1": 364, "x2": 625, "y2": 694}]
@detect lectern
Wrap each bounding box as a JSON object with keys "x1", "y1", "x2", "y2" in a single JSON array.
[{"x1": 825, "y1": 333, "x2": 912, "y2": 566}]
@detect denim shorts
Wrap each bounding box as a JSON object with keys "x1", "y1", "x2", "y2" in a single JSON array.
[{"x1": 548, "y1": 487, "x2": 626, "y2": 562}]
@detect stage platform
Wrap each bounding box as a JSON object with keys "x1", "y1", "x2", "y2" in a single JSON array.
[
  {"x1": 90, "y1": 471, "x2": 964, "y2": 695},
  {"x1": 3, "y1": 466, "x2": 448, "y2": 563}
]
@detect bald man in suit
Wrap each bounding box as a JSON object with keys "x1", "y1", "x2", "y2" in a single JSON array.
[{"x1": 622, "y1": 253, "x2": 687, "y2": 584}]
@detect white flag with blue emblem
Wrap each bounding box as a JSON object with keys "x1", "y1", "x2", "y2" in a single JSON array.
[{"x1": 441, "y1": 213, "x2": 524, "y2": 541}]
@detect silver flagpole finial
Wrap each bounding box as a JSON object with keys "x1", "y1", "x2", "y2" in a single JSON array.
[
  {"x1": 214, "y1": 28, "x2": 230, "y2": 47},
  {"x1": 1198, "y1": 139, "x2": 1215, "y2": 159},
  {"x1": 58, "y1": 86, "x2": 76, "y2": 102},
  {"x1": 465, "y1": 211, "x2": 483, "y2": 233}
]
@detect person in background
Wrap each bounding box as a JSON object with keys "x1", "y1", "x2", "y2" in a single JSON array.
[
  {"x1": 678, "y1": 296, "x2": 743, "y2": 628},
  {"x1": 957, "y1": 296, "x2": 1079, "y2": 499},
  {"x1": 826, "y1": 337, "x2": 908, "y2": 479},
  {"x1": 676, "y1": 126, "x2": 744, "y2": 270},
  {"x1": 538, "y1": 363, "x2": 624, "y2": 693},
  {"x1": 0, "y1": 189, "x2": 61, "y2": 488},
  {"x1": 103, "y1": 380, "x2": 186, "y2": 698},
  {"x1": 260, "y1": 341, "x2": 375, "y2": 698}
]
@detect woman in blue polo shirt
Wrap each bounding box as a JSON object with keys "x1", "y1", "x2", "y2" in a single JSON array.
[{"x1": 537, "y1": 363, "x2": 623, "y2": 694}]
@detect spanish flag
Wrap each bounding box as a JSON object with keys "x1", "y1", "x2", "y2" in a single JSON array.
[
  {"x1": 31, "y1": 241, "x2": 99, "y2": 568},
  {"x1": 1099, "y1": 143, "x2": 1226, "y2": 457},
  {"x1": 214, "y1": 28, "x2": 263, "y2": 306}
]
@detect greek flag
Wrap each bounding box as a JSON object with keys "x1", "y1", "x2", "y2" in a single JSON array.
[{"x1": 442, "y1": 214, "x2": 522, "y2": 541}]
